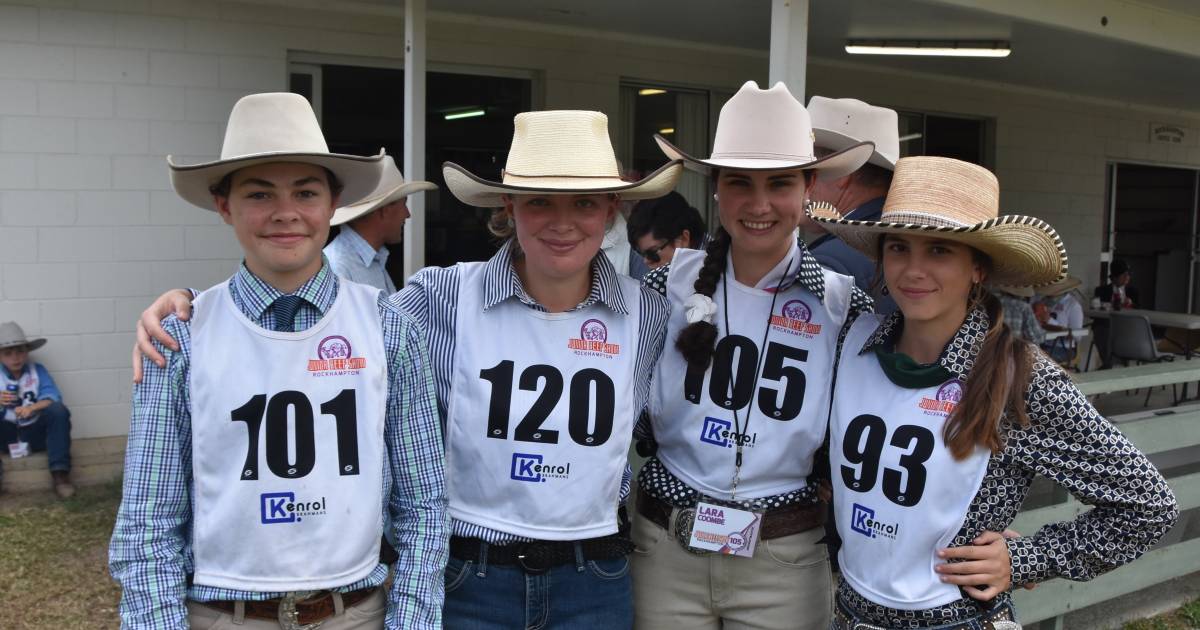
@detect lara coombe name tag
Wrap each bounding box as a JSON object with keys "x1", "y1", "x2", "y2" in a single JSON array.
[{"x1": 687, "y1": 501, "x2": 762, "y2": 557}]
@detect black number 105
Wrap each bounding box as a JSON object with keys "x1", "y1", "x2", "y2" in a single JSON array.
[{"x1": 230, "y1": 389, "x2": 360, "y2": 480}]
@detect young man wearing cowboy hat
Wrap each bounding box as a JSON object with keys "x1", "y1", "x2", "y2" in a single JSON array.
[
  {"x1": 325, "y1": 155, "x2": 437, "y2": 292},
  {"x1": 108, "y1": 92, "x2": 448, "y2": 630},
  {"x1": 804, "y1": 96, "x2": 901, "y2": 313},
  {"x1": 0, "y1": 322, "x2": 74, "y2": 498}
]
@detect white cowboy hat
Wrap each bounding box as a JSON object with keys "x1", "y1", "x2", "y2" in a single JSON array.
[
  {"x1": 168, "y1": 92, "x2": 384, "y2": 211},
  {"x1": 808, "y1": 156, "x2": 1067, "y2": 287},
  {"x1": 808, "y1": 96, "x2": 900, "y2": 170},
  {"x1": 331, "y1": 155, "x2": 437, "y2": 226},
  {"x1": 654, "y1": 81, "x2": 873, "y2": 178},
  {"x1": 442, "y1": 110, "x2": 683, "y2": 208},
  {"x1": 0, "y1": 322, "x2": 46, "y2": 351}
]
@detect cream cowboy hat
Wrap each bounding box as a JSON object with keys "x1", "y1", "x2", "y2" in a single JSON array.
[
  {"x1": 1038, "y1": 275, "x2": 1083, "y2": 297},
  {"x1": 994, "y1": 284, "x2": 1035, "y2": 298},
  {"x1": 808, "y1": 156, "x2": 1067, "y2": 287},
  {"x1": 442, "y1": 110, "x2": 683, "y2": 208},
  {"x1": 0, "y1": 322, "x2": 46, "y2": 351},
  {"x1": 331, "y1": 155, "x2": 436, "y2": 226},
  {"x1": 654, "y1": 81, "x2": 873, "y2": 178},
  {"x1": 168, "y1": 92, "x2": 384, "y2": 211},
  {"x1": 808, "y1": 96, "x2": 899, "y2": 170}
]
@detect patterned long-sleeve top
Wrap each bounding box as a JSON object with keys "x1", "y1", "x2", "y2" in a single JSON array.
[
  {"x1": 394, "y1": 240, "x2": 670, "y2": 543},
  {"x1": 109, "y1": 261, "x2": 449, "y2": 630},
  {"x1": 836, "y1": 308, "x2": 1179, "y2": 627},
  {"x1": 636, "y1": 237, "x2": 876, "y2": 511}
]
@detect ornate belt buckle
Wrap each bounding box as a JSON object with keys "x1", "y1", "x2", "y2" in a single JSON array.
[
  {"x1": 277, "y1": 591, "x2": 324, "y2": 630},
  {"x1": 673, "y1": 508, "x2": 709, "y2": 555}
]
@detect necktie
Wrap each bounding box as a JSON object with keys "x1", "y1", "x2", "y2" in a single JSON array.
[{"x1": 272, "y1": 295, "x2": 304, "y2": 332}]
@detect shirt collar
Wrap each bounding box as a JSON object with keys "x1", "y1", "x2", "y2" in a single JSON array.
[
  {"x1": 1, "y1": 364, "x2": 28, "y2": 380},
  {"x1": 481, "y1": 240, "x2": 630, "y2": 315},
  {"x1": 859, "y1": 307, "x2": 990, "y2": 381},
  {"x1": 791, "y1": 236, "x2": 829, "y2": 301},
  {"x1": 339, "y1": 225, "x2": 387, "y2": 267},
  {"x1": 230, "y1": 257, "x2": 339, "y2": 321}
]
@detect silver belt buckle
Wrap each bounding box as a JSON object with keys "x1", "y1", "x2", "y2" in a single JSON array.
[
  {"x1": 673, "y1": 508, "x2": 710, "y2": 555},
  {"x1": 277, "y1": 591, "x2": 325, "y2": 630}
]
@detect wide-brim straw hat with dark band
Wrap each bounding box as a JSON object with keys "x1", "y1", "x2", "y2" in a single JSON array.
[
  {"x1": 168, "y1": 92, "x2": 385, "y2": 212},
  {"x1": 654, "y1": 81, "x2": 874, "y2": 178},
  {"x1": 808, "y1": 156, "x2": 1067, "y2": 287},
  {"x1": 443, "y1": 110, "x2": 683, "y2": 208}
]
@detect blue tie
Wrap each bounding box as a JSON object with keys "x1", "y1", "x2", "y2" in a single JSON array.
[{"x1": 272, "y1": 295, "x2": 304, "y2": 332}]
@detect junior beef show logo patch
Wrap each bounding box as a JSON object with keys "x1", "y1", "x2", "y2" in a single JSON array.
[
  {"x1": 307, "y1": 335, "x2": 367, "y2": 376},
  {"x1": 919, "y1": 379, "x2": 962, "y2": 416},
  {"x1": 770, "y1": 299, "x2": 823, "y2": 337},
  {"x1": 567, "y1": 318, "x2": 620, "y2": 357}
]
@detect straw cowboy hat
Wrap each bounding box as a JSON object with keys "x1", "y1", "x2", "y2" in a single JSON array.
[
  {"x1": 654, "y1": 81, "x2": 873, "y2": 178},
  {"x1": 808, "y1": 156, "x2": 1067, "y2": 286},
  {"x1": 0, "y1": 322, "x2": 46, "y2": 351},
  {"x1": 442, "y1": 110, "x2": 683, "y2": 208},
  {"x1": 331, "y1": 155, "x2": 437, "y2": 226},
  {"x1": 808, "y1": 96, "x2": 899, "y2": 170},
  {"x1": 168, "y1": 92, "x2": 384, "y2": 211},
  {"x1": 1039, "y1": 275, "x2": 1083, "y2": 297}
]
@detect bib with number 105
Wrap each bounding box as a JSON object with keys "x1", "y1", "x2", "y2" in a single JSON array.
[
  {"x1": 831, "y1": 314, "x2": 990, "y2": 610},
  {"x1": 190, "y1": 280, "x2": 387, "y2": 592},
  {"x1": 651, "y1": 248, "x2": 851, "y2": 501},
  {"x1": 445, "y1": 262, "x2": 641, "y2": 540}
]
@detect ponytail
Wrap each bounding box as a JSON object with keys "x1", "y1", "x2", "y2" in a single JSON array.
[{"x1": 674, "y1": 227, "x2": 731, "y2": 371}]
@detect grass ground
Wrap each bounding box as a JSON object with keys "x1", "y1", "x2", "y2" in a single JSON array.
[
  {"x1": 0, "y1": 481, "x2": 122, "y2": 630},
  {"x1": 1123, "y1": 597, "x2": 1200, "y2": 629}
]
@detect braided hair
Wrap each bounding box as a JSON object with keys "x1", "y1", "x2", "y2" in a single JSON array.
[{"x1": 674, "y1": 226, "x2": 731, "y2": 371}]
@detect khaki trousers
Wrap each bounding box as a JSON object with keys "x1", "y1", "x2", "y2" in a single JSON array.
[
  {"x1": 186, "y1": 588, "x2": 386, "y2": 629},
  {"x1": 631, "y1": 509, "x2": 832, "y2": 630}
]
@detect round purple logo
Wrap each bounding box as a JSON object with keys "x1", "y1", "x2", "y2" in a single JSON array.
[
  {"x1": 936, "y1": 380, "x2": 964, "y2": 403},
  {"x1": 318, "y1": 335, "x2": 352, "y2": 360},
  {"x1": 781, "y1": 299, "x2": 812, "y2": 322},
  {"x1": 580, "y1": 319, "x2": 608, "y2": 343}
]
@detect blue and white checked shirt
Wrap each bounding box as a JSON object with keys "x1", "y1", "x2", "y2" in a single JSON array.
[
  {"x1": 395, "y1": 241, "x2": 670, "y2": 543},
  {"x1": 109, "y1": 260, "x2": 449, "y2": 630},
  {"x1": 325, "y1": 225, "x2": 397, "y2": 293}
]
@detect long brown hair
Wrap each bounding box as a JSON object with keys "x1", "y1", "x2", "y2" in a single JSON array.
[{"x1": 674, "y1": 227, "x2": 731, "y2": 370}]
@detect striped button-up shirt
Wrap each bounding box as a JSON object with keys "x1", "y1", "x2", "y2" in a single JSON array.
[
  {"x1": 325, "y1": 225, "x2": 397, "y2": 293},
  {"x1": 109, "y1": 260, "x2": 448, "y2": 630},
  {"x1": 395, "y1": 241, "x2": 670, "y2": 543}
]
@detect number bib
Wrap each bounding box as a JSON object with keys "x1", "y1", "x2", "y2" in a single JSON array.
[
  {"x1": 831, "y1": 314, "x2": 991, "y2": 610},
  {"x1": 2, "y1": 365, "x2": 41, "y2": 427},
  {"x1": 445, "y1": 262, "x2": 640, "y2": 540},
  {"x1": 190, "y1": 280, "x2": 387, "y2": 591},
  {"x1": 650, "y1": 248, "x2": 850, "y2": 500}
]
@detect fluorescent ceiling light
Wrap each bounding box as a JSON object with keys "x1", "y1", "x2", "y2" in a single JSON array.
[
  {"x1": 899, "y1": 133, "x2": 923, "y2": 142},
  {"x1": 445, "y1": 109, "x2": 485, "y2": 120},
  {"x1": 846, "y1": 40, "x2": 1010, "y2": 58},
  {"x1": 659, "y1": 128, "x2": 675, "y2": 135},
  {"x1": 639, "y1": 88, "x2": 667, "y2": 96}
]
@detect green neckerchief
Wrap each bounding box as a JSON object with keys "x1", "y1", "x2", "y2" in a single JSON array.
[{"x1": 873, "y1": 343, "x2": 954, "y2": 389}]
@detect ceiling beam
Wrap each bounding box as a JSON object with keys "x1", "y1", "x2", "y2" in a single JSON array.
[{"x1": 925, "y1": 0, "x2": 1200, "y2": 58}]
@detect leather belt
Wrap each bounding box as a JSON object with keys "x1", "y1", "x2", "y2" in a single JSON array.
[
  {"x1": 832, "y1": 597, "x2": 1017, "y2": 630},
  {"x1": 637, "y1": 487, "x2": 825, "y2": 542},
  {"x1": 199, "y1": 586, "x2": 375, "y2": 627},
  {"x1": 449, "y1": 534, "x2": 634, "y2": 573}
]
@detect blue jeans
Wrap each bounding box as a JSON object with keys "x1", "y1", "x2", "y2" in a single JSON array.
[
  {"x1": 1, "y1": 401, "x2": 72, "y2": 471},
  {"x1": 443, "y1": 542, "x2": 633, "y2": 630}
]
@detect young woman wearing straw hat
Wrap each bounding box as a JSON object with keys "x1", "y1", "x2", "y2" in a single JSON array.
[
  {"x1": 810, "y1": 156, "x2": 1178, "y2": 629},
  {"x1": 630, "y1": 80, "x2": 876, "y2": 630}
]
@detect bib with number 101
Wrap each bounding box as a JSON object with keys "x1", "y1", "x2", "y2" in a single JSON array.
[
  {"x1": 190, "y1": 280, "x2": 387, "y2": 592},
  {"x1": 651, "y1": 247, "x2": 851, "y2": 501}
]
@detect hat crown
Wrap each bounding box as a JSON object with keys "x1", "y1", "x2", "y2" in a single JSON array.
[
  {"x1": 364, "y1": 155, "x2": 409, "y2": 199},
  {"x1": 881, "y1": 157, "x2": 999, "y2": 227},
  {"x1": 808, "y1": 96, "x2": 900, "y2": 165},
  {"x1": 220, "y1": 93, "x2": 330, "y2": 159},
  {"x1": 710, "y1": 81, "x2": 816, "y2": 162},
  {"x1": 503, "y1": 111, "x2": 619, "y2": 179},
  {"x1": 0, "y1": 321, "x2": 31, "y2": 346}
]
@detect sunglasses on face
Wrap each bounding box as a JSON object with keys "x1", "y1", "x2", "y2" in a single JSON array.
[{"x1": 636, "y1": 239, "x2": 672, "y2": 264}]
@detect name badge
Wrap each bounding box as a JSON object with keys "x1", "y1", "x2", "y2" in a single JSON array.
[
  {"x1": 8, "y1": 441, "x2": 29, "y2": 458},
  {"x1": 687, "y1": 501, "x2": 762, "y2": 557}
]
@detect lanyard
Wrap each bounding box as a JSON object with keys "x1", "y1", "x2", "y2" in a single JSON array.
[{"x1": 720, "y1": 254, "x2": 795, "y2": 500}]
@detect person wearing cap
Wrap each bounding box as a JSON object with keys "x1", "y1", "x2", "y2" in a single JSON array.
[
  {"x1": 993, "y1": 284, "x2": 1046, "y2": 345},
  {"x1": 326, "y1": 155, "x2": 437, "y2": 292},
  {"x1": 0, "y1": 322, "x2": 74, "y2": 498},
  {"x1": 810, "y1": 156, "x2": 1176, "y2": 629},
  {"x1": 804, "y1": 96, "x2": 900, "y2": 314},
  {"x1": 109, "y1": 93, "x2": 448, "y2": 630},
  {"x1": 1036, "y1": 276, "x2": 1085, "y2": 363},
  {"x1": 1094, "y1": 258, "x2": 1138, "y2": 309},
  {"x1": 637, "y1": 80, "x2": 875, "y2": 630}
]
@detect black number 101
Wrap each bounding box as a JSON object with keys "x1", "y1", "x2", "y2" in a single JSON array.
[{"x1": 229, "y1": 389, "x2": 360, "y2": 480}]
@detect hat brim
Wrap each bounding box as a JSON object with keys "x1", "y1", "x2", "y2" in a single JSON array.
[
  {"x1": 813, "y1": 128, "x2": 897, "y2": 171},
  {"x1": 330, "y1": 180, "x2": 438, "y2": 226},
  {"x1": 810, "y1": 209, "x2": 1067, "y2": 287},
  {"x1": 1039, "y1": 276, "x2": 1083, "y2": 297},
  {"x1": 654, "y1": 134, "x2": 874, "y2": 180},
  {"x1": 442, "y1": 160, "x2": 684, "y2": 208},
  {"x1": 0, "y1": 338, "x2": 46, "y2": 351},
  {"x1": 994, "y1": 284, "x2": 1035, "y2": 298},
  {"x1": 168, "y1": 151, "x2": 386, "y2": 212}
]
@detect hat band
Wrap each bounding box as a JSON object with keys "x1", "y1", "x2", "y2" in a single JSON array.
[
  {"x1": 708, "y1": 150, "x2": 817, "y2": 161},
  {"x1": 878, "y1": 210, "x2": 978, "y2": 228},
  {"x1": 503, "y1": 171, "x2": 621, "y2": 180}
]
